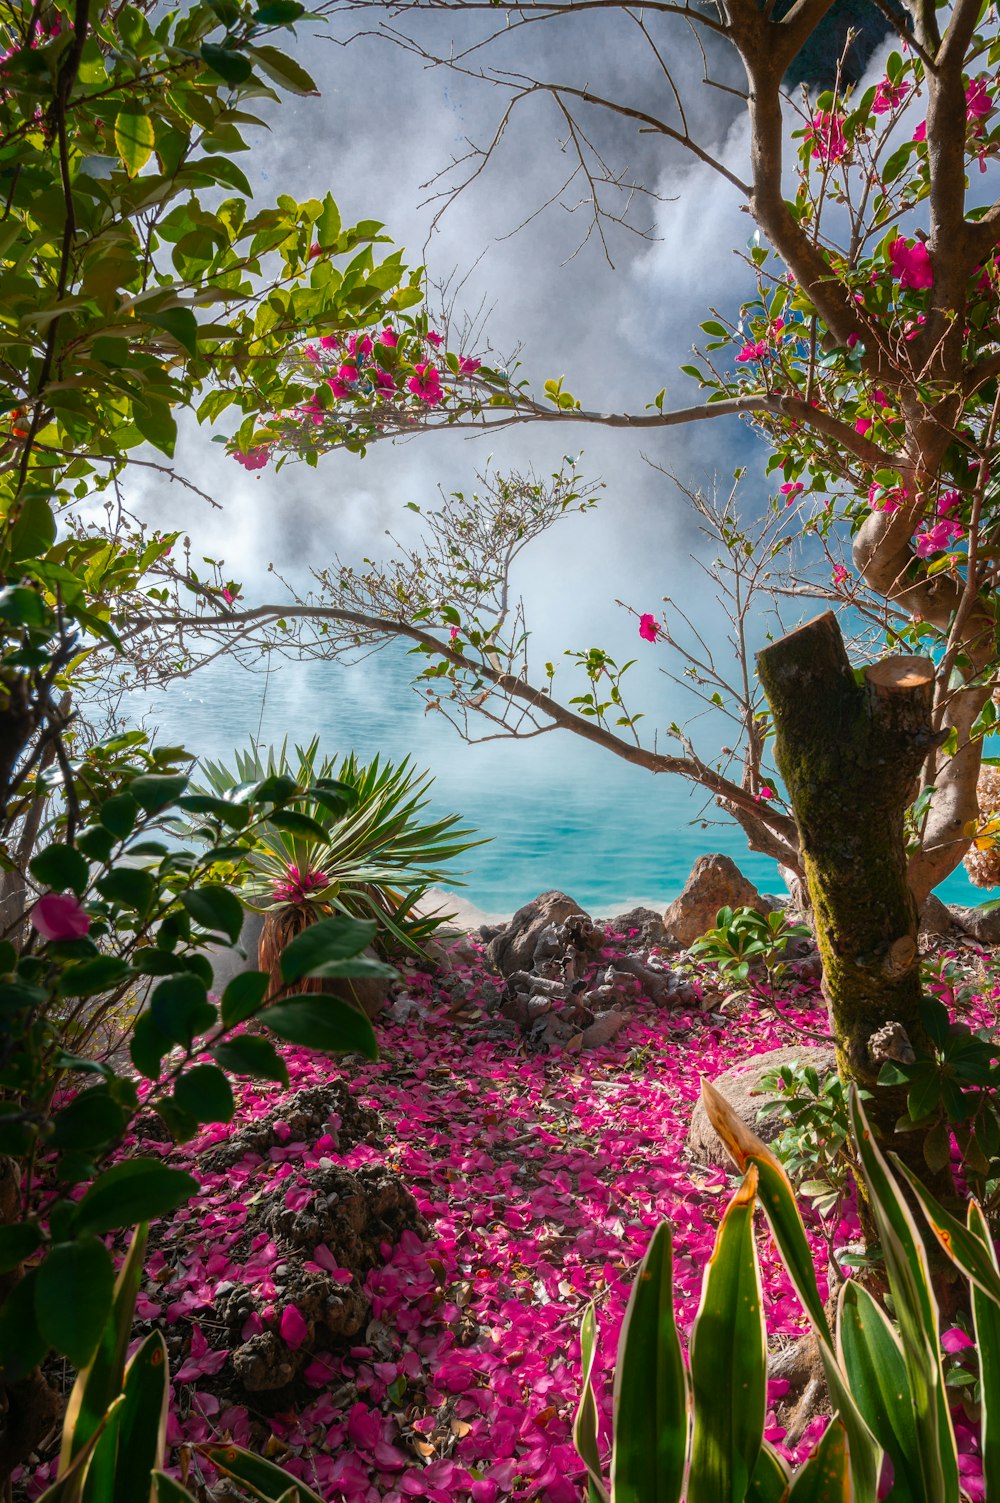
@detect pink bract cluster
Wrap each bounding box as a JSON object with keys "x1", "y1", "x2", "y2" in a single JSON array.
[{"x1": 272, "y1": 865, "x2": 330, "y2": 904}]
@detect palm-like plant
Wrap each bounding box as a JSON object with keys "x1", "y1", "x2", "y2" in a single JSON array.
[{"x1": 195, "y1": 739, "x2": 482, "y2": 985}]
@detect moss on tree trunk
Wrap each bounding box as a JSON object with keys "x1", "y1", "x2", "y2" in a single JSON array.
[{"x1": 757, "y1": 612, "x2": 947, "y2": 1186}]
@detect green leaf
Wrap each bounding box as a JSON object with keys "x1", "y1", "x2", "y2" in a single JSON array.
[
  {"x1": 213, "y1": 1034, "x2": 289, "y2": 1085},
  {"x1": 114, "y1": 110, "x2": 155, "y2": 175},
  {"x1": 35, "y1": 1236, "x2": 114, "y2": 1368},
  {"x1": 151, "y1": 973, "x2": 216, "y2": 1048},
  {"x1": 97, "y1": 866, "x2": 157, "y2": 913},
  {"x1": 257, "y1": 995, "x2": 377, "y2": 1057},
  {"x1": 181, "y1": 884, "x2": 244, "y2": 942},
  {"x1": 152, "y1": 1476, "x2": 200, "y2": 1502},
  {"x1": 128, "y1": 773, "x2": 189, "y2": 812},
  {"x1": 220, "y1": 970, "x2": 270, "y2": 1026},
  {"x1": 146, "y1": 307, "x2": 199, "y2": 358},
  {"x1": 6, "y1": 494, "x2": 56, "y2": 566},
  {"x1": 30, "y1": 843, "x2": 89, "y2": 896},
  {"x1": 61, "y1": 1225, "x2": 148, "y2": 1472},
  {"x1": 200, "y1": 43, "x2": 254, "y2": 84},
  {"x1": 130, "y1": 1009, "x2": 173, "y2": 1079},
  {"x1": 51, "y1": 1087, "x2": 127, "y2": 1151},
  {"x1": 746, "y1": 1441, "x2": 790, "y2": 1501},
  {"x1": 197, "y1": 1445, "x2": 325, "y2": 1502},
  {"x1": 0, "y1": 1267, "x2": 47, "y2": 1383},
  {"x1": 610, "y1": 1221, "x2": 687, "y2": 1503},
  {"x1": 687, "y1": 1167, "x2": 765, "y2": 1503},
  {"x1": 784, "y1": 1418, "x2": 851, "y2": 1500},
  {"x1": 316, "y1": 192, "x2": 341, "y2": 248},
  {"x1": 837, "y1": 1281, "x2": 922, "y2": 1502},
  {"x1": 100, "y1": 793, "x2": 138, "y2": 839},
  {"x1": 57, "y1": 955, "x2": 133, "y2": 997},
  {"x1": 245, "y1": 42, "x2": 318, "y2": 93},
  {"x1": 0, "y1": 585, "x2": 51, "y2": 629},
  {"x1": 0, "y1": 1222, "x2": 41, "y2": 1274},
  {"x1": 107, "y1": 1331, "x2": 170, "y2": 1503},
  {"x1": 173, "y1": 1064, "x2": 235, "y2": 1123},
  {"x1": 73, "y1": 1160, "x2": 197, "y2": 1237},
  {"x1": 572, "y1": 1305, "x2": 609, "y2": 1503},
  {"x1": 967, "y1": 1200, "x2": 1000, "y2": 1497},
  {"x1": 253, "y1": 0, "x2": 305, "y2": 21},
  {"x1": 268, "y1": 809, "x2": 335, "y2": 841},
  {"x1": 279, "y1": 915, "x2": 377, "y2": 983}
]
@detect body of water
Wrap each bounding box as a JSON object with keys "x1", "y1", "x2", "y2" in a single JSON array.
[{"x1": 120, "y1": 646, "x2": 986, "y2": 919}]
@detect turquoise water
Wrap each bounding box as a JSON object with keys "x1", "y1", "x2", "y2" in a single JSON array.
[{"x1": 123, "y1": 645, "x2": 985, "y2": 918}]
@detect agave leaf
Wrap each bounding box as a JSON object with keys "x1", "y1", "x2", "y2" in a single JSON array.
[
  {"x1": 38, "y1": 1397, "x2": 125, "y2": 1503},
  {"x1": 573, "y1": 1304, "x2": 610, "y2": 1503},
  {"x1": 967, "y1": 1200, "x2": 1000, "y2": 1500},
  {"x1": 686, "y1": 1166, "x2": 765, "y2": 1503},
  {"x1": 784, "y1": 1418, "x2": 851, "y2": 1501},
  {"x1": 151, "y1": 1476, "x2": 200, "y2": 1502},
  {"x1": 60, "y1": 1224, "x2": 148, "y2": 1474},
  {"x1": 611, "y1": 1221, "x2": 687, "y2": 1503},
  {"x1": 892, "y1": 1159, "x2": 1000, "y2": 1307},
  {"x1": 196, "y1": 1444, "x2": 325, "y2": 1502},
  {"x1": 746, "y1": 1438, "x2": 790, "y2": 1501},
  {"x1": 836, "y1": 1281, "x2": 922, "y2": 1502},
  {"x1": 848, "y1": 1091, "x2": 957, "y2": 1503},
  {"x1": 699, "y1": 1082, "x2": 880, "y2": 1499}
]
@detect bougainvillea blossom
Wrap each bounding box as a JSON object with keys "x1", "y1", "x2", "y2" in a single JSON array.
[{"x1": 31, "y1": 892, "x2": 90, "y2": 941}]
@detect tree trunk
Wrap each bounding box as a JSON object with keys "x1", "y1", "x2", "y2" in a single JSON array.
[{"x1": 756, "y1": 612, "x2": 949, "y2": 1189}]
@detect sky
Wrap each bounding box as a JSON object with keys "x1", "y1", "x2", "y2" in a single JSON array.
[{"x1": 119, "y1": 3, "x2": 960, "y2": 911}]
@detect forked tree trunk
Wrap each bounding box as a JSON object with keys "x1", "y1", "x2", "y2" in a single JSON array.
[{"x1": 756, "y1": 612, "x2": 949, "y2": 1189}]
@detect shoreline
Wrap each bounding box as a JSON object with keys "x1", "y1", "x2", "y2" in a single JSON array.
[{"x1": 416, "y1": 887, "x2": 672, "y2": 932}]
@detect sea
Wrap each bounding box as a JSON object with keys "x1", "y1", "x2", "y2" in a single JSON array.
[{"x1": 121, "y1": 643, "x2": 985, "y2": 921}]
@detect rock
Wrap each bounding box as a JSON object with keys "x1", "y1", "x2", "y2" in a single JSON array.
[
  {"x1": 686, "y1": 1044, "x2": 837, "y2": 1169},
  {"x1": 607, "y1": 907, "x2": 668, "y2": 948},
  {"x1": 323, "y1": 954, "x2": 393, "y2": 1021},
  {"x1": 204, "y1": 909, "x2": 264, "y2": 993},
  {"x1": 947, "y1": 903, "x2": 1000, "y2": 945},
  {"x1": 662, "y1": 854, "x2": 766, "y2": 948},
  {"x1": 486, "y1": 891, "x2": 591, "y2": 976},
  {"x1": 920, "y1": 893, "x2": 956, "y2": 937},
  {"x1": 201, "y1": 1082, "x2": 382, "y2": 1171},
  {"x1": 580, "y1": 1010, "x2": 626, "y2": 1049}
]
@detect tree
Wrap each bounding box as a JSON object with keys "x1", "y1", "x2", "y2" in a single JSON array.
[{"x1": 103, "y1": 0, "x2": 1000, "y2": 1177}]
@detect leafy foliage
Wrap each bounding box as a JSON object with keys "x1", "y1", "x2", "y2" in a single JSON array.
[{"x1": 689, "y1": 906, "x2": 811, "y2": 990}]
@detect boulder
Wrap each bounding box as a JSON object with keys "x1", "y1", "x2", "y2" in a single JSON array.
[
  {"x1": 486, "y1": 890, "x2": 591, "y2": 976},
  {"x1": 662, "y1": 853, "x2": 766, "y2": 948},
  {"x1": 686, "y1": 1044, "x2": 837, "y2": 1169},
  {"x1": 919, "y1": 893, "x2": 956, "y2": 938},
  {"x1": 607, "y1": 906, "x2": 669, "y2": 948},
  {"x1": 947, "y1": 903, "x2": 1000, "y2": 946}
]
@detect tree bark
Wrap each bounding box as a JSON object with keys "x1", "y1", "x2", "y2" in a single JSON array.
[{"x1": 757, "y1": 613, "x2": 949, "y2": 1186}]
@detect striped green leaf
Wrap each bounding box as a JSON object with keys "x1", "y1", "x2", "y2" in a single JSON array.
[
  {"x1": 894, "y1": 1160, "x2": 1000, "y2": 1307},
  {"x1": 746, "y1": 1439, "x2": 790, "y2": 1501},
  {"x1": 837, "y1": 1281, "x2": 921, "y2": 1501},
  {"x1": 784, "y1": 1418, "x2": 852, "y2": 1501},
  {"x1": 686, "y1": 1166, "x2": 765, "y2": 1503},
  {"x1": 60, "y1": 1224, "x2": 148, "y2": 1474},
  {"x1": 849, "y1": 1090, "x2": 957, "y2": 1503},
  {"x1": 573, "y1": 1304, "x2": 610, "y2": 1503},
  {"x1": 701, "y1": 1079, "x2": 880, "y2": 1500},
  {"x1": 196, "y1": 1446, "x2": 325, "y2": 1502},
  {"x1": 968, "y1": 1200, "x2": 1000, "y2": 1501},
  {"x1": 152, "y1": 1478, "x2": 199, "y2": 1503},
  {"x1": 611, "y1": 1221, "x2": 688, "y2": 1503}
]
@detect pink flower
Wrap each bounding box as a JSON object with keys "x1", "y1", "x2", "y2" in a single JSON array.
[
  {"x1": 449, "y1": 625, "x2": 460, "y2": 641},
  {"x1": 279, "y1": 1305, "x2": 309, "y2": 1351},
  {"x1": 846, "y1": 332, "x2": 861, "y2": 349},
  {"x1": 375, "y1": 368, "x2": 395, "y2": 392},
  {"x1": 303, "y1": 343, "x2": 319, "y2": 364},
  {"x1": 890, "y1": 238, "x2": 934, "y2": 290},
  {"x1": 233, "y1": 447, "x2": 270, "y2": 471},
  {"x1": 638, "y1": 614, "x2": 660, "y2": 643},
  {"x1": 779, "y1": 481, "x2": 804, "y2": 505},
  {"x1": 912, "y1": 119, "x2": 927, "y2": 143},
  {"x1": 338, "y1": 363, "x2": 358, "y2": 383},
  {"x1": 872, "y1": 78, "x2": 909, "y2": 114},
  {"x1": 319, "y1": 334, "x2": 338, "y2": 350},
  {"x1": 326, "y1": 378, "x2": 347, "y2": 400},
  {"x1": 378, "y1": 327, "x2": 398, "y2": 347},
  {"x1": 869, "y1": 481, "x2": 908, "y2": 513},
  {"x1": 272, "y1": 865, "x2": 330, "y2": 903},
  {"x1": 855, "y1": 417, "x2": 872, "y2": 436},
  {"x1": 32, "y1": 892, "x2": 90, "y2": 942},
  {"x1": 735, "y1": 340, "x2": 768, "y2": 363},
  {"x1": 458, "y1": 356, "x2": 481, "y2": 375},
  {"x1": 942, "y1": 1326, "x2": 976, "y2": 1353},
  {"x1": 308, "y1": 242, "x2": 322, "y2": 259},
  {"x1": 754, "y1": 785, "x2": 775, "y2": 803},
  {"x1": 832, "y1": 564, "x2": 849, "y2": 586},
  {"x1": 346, "y1": 333, "x2": 373, "y2": 359},
  {"x1": 221, "y1": 586, "x2": 238, "y2": 605},
  {"x1": 407, "y1": 363, "x2": 443, "y2": 405},
  {"x1": 966, "y1": 78, "x2": 993, "y2": 123},
  {"x1": 938, "y1": 490, "x2": 962, "y2": 516},
  {"x1": 806, "y1": 111, "x2": 848, "y2": 164},
  {"x1": 915, "y1": 517, "x2": 964, "y2": 558},
  {"x1": 425, "y1": 330, "x2": 443, "y2": 347}
]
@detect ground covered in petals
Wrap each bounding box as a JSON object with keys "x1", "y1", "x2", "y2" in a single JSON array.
[{"x1": 24, "y1": 934, "x2": 1000, "y2": 1501}]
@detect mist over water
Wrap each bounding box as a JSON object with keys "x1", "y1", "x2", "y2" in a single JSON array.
[{"x1": 123, "y1": 10, "x2": 984, "y2": 917}]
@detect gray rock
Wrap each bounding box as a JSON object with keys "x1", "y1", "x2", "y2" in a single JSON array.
[
  {"x1": 663, "y1": 854, "x2": 766, "y2": 948},
  {"x1": 686, "y1": 1044, "x2": 838, "y2": 1169},
  {"x1": 948, "y1": 903, "x2": 1000, "y2": 945},
  {"x1": 580, "y1": 1009, "x2": 626, "y2": 1049},
  {"x1": 920, "y1": 893, "x2": 956, "y2": 938},
  {"x1": 607, "y1": 907, "x2": 668, "y2": 947},
  {"x1": 486, "y1": 891, "x2": 591, "y2": 976},
  {"x1": 204, "y1": 909, "x2": 263, "y2": 993}
]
